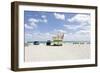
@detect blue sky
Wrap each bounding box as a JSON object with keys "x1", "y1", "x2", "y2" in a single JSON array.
[{"x1": 24, "y1": 11, "x2": 91, "y2": 42}]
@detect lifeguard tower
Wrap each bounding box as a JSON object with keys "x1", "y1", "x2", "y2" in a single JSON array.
[{"x1": 52, "y1": 32, "x2": 64, "y2": 46}]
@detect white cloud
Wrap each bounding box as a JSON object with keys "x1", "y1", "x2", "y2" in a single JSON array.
[
  {"x1": 41, "y1": 15, "x2": 48, "y2": 23},
  {"x1": 25, "y1": 33, "x2": 32, "y2": 37},
  {"x1": 45, "y1": 32, "x2": 50, "y2": 36},
  {"x1": 32, "y1": 32, "x2": 52, "y2": 41},
  {"x1": 54, "y1": 29, "x2": 66, "y2": 33},
  {"x1": 28, "y1": 18, "x2": 39, "y2": 23},
  {"x1": 25, "y1": 24, "x2": 33, "y2": 29},
  {"x1": 29, "y1": 22, "x2": 37, "y2": 28},
  {"x1": 28, "y1": 18, "x2": 39, "y2": 28},
  {"x1": 81, "y1": 25, "x2": 90, "y2": 30},
  {"x1": 64, "y1": 23, "x2": 90, "y2": 35},
  {"x1": 25, "y1": 33, "x2": 33, "y2": 42},
  {"x1": 64, "y1": 33, "x2": 90, "y2": 41},
  {"x1": 76, "y1": 30, "x2": 90, "y2": 35},
  {"x1": 54, "y1": 13, "x2": 65, "y2": 20},
  {"x1": 25, "y1": 17, "x2": 48, "y2": 29},
  {"x1": 64, "y1": 14, "x2": 90, "y2": 33},
  {"x1": 41, "y1": 15, "x2": 46, "y2": 18},
  {"x1": 43, "y1": 19, "x2": 48, "y2": 23},
  {"x1": 63, "y1": 14, "x2": 91, "y2": 41},
  {"x1": 63, "y1": 24, "x2": 82, "y2": 30},
  {"x1": 68, "y1": 14, "x2": 90, "y2": 24},
  {"x1": 39, "y1": 19, "x2": 48, "y2": 23}
]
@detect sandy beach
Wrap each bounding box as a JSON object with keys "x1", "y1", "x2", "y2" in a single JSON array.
[{"x1": 25, "y1": 43, "x2": 90, "y2": 62}]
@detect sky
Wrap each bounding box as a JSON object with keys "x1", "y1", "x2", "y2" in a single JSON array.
[{"x1": 24, "y1": 11, "x2": 91, "y2": 42}]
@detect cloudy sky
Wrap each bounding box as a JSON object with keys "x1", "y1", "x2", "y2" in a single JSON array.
[{"x1": 24, "y1": 11, "x2": 91, "y2": 42}]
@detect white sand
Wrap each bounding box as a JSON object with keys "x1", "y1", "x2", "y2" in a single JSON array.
[{"x1": 25, "y1": 43, "x2": 90, "y2": 62}]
